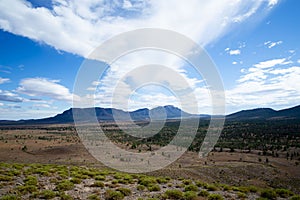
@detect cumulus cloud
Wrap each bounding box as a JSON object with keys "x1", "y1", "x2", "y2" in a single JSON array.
[
  {"x1": 0, "y1": 0, "x2": 281, "y2": 115},
  {"x1": 17, "y1": 78, "x2": 77, "y2": 102},
  {"x1": 227, "y1": 57, "x2": 300, "y2": 111},
  {"x1": 0, "y1": 77, "x2": 10, "y2": 84},
  {"x1": 0, "y1": 0, "x2": 278, "y2": 58}
]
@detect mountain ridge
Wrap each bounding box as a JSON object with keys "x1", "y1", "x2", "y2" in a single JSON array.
[{"x1": 0, "y1": 105, "x2": 300, "y2": 125}]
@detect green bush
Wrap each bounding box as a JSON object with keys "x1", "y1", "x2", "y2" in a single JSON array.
[
  {"x1": 275, "y1": 188, "x2": 293, "y2": 198},
  {"x1": 182, "y1": 179, "x2": 192, "y2": 185},
  {"x1": 91, "y1": 181, "x2": 105, "y2": 188},
  {"x1": 17, "y1": 185, "x2": 38, "y2": 194},
  {"x1": 104, "y1": 190, "x2": 124, "y2": 200},
  {"x1": 184, "y1": 184, "x2": 198, "y2": 192},
  {"x1": 260, "y1": 189, "x2": 277, "y2": 200},
  {"x1": 198, "y1": 190, "x2": 210, "y2": 197},
  {"x1": 24, "y1": 175, "x2": 38, "y2": 186},
  {"x1": 237, "y1": 192, "x2": 247, "y2": 199},
  {"x1": 195, "y1": 181, "x2": 205, "y2": 187},
  {"x1": 59, "y1": 192, "x2": 73, "y2": 200},
  {"x1": 291, "y1": 195, "x2": 300, "y2": 200},
  {"x1": 40, "y1": 190, "x2": 57, "y2": 199},
  {"x1": 208, "y1": 194, "x2": 224, "y2": 200},
  {"x1": 206, "y1": 184, "x2": 218, "y2": 191},
  {"x1": 95, "y1": 175, "x2": 106, "y2": 181},
  {"x1": 138, "y1": 177, "x2": 157, "y2": 187},
  {"x1": 232, "y1": 186, "x2": 249, "y2": 193},
  {"x1": 248, "y1": 186, "x2": 258, "y2": 193},
  {"x1": 137, "y1": 185, "x2": 145, "y2": 191},
  {"x1": 0, "y1": 175, "x2": 13, "y2": 181},
  {"x1": 56, "y1": 180, "x2": 75, "y2": 191},
  {"x1": 116, "y1": 188, "x2": 131, "y2": 196},
  {"x1": 88, "y1": 194, "x2": 100, "y2": 200},
  {"x1": 70, "y1": 178, "x2": 81, "y2": 184},
  {"x1": 184, "y1": 191, "x2": 197, "y2": 200},
  {"x1": 148, "y1": 184, "x2": 161, "y2": 192},
  {"x1": 156, "y1": 177, "x2": 168, "y2": 184},
  {"x1": 0, "y1": 195, "x2": 18, "y2": 200},
  {"x1": 164, "y1": 189, "x2": 184, "y2": 199}
]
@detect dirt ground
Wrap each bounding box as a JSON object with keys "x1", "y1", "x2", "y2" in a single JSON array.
[{"x1": 0, "y1": 124, "x2": 299, "y2": 193}]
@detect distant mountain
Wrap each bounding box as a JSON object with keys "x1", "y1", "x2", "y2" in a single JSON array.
[
  {"x1": 0, "y1": 105, "x2": 300, "y2": 125},
  {"x1": 0, "y1": 105, "x2": 193, "y2": 125},
  {"x1": 226, "y1": 105, "x2": 300, "y2": 120}
]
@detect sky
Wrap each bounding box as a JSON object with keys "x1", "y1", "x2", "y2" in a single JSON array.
[{"x1": 0, "y1": 0, "x2": 300, "y2": 120}]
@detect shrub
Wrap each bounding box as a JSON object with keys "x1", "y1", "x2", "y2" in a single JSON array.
[
  {"x1": 232, "y1": 186, "x2": 249, "y2": 193},
  {"x1": 206, "y1": 184, "x2": 218, "y2": 191},
  {"x1": 70, "y1": 178, "x2": 81, "y2": 184},
  {"x1": 40, "y1": 190, "x2": 57, "y2": 199},
  {"x1": 58, "y1": 192, "x2": 73, "y2": 200},
  {"x1": 148, "y1": 184, "x2": 161, "y2": 192},
  {"x1": 198, "y1": 190, "x2": 210, "y2": 197},
  {"x1": 0, "y1": 175, "x2": 13, "y2": 181},
  {"x1": 260, "y1": 189, "x2": 277, "y2": 200},
  {"x1": 184, "y1": 184, "x2": 198, "y2": 192},
  {"x1": 182, "y1": 179, "x2": 192, "y2": 185},
  {"x1": 237, "y1": 192, "x2": 247, "y2": 199},
  {"x1": 104, "y1": 190, "x2": 124, "y2": 200},
  {"x1": 291, "y1": 195, "x2": 300, "y2": 200},
  {"x1": 0, "y1": 195, "x2": 18, "y2": 200},
  {"x1": 156, "y1": 177, "x2": 168, "y2": 184},
  {"x1": 222, "y1": 185, "x2": 231, "y2": 191},
  {"x1": 17, "y1": 185, "x2": 38, "y2": 194},
  {"x1": 275, "y1": 188, "x2": 293, "y2": 198},
  {"x1": 24, "y1": 175, "x2": 38, "y2": 186},
  {"x1": 248, "y1": 186, "x2": 258, "y2": 193},
  {"x1": 184, "y1": 191, "x2": 198, "y2": 200},
  {"x1": 91, "y1": 181, "x2": 105, "y2": 188},
  {"x1": 88, "y1": 194, "x2": 100, "y2": 200},
  {"x1": 116, "y1": 188, "x2": 131, "y2": 196},
  {"x1": 95, "y1": 175, "x2": 106, "y2": 181},
  {"x1": 164, "y1": 189, "x2": 184, "y2": 199},
  {"x1": 195, "y1": 181, "x2": 205, "y2": 187},
  {"x1": 138, "y1": 177, "x2": 157, "y2": 187},
  {"x1": 137, "y1": 185, "x2": 145, "y2": 191},
  {"x1": 56, "y1": 180, "x2": 74, "y2": 191},
  {"x1": 208, "y1": 194, "x2": 224, "y2": 200}
]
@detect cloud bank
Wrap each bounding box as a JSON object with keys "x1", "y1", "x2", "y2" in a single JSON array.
[{"x1": 0, "y1": 0, "x2": 278, "y2": 57}]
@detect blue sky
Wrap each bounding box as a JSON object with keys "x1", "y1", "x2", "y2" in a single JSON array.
[{"x1": 0, "y1": 0, "x2": 300, "y2": 120}]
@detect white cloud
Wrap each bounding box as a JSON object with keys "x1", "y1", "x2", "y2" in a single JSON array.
[
  {"x1": 268, "y1": 0, "x2": 279, "y2": 8},
  {"x1": 0, "y1": 0, "x2": 281, "y2": 115},
  {"x1": 254, "y1": 58, "x2": 291, "y2": 69},
  {"x1": 0, "y1": 0, "x2": 276, "y2": 58},
  {"x1": 0, "y1": 77, "x2": 10, "y2": 84},
  {"x1": 17, "y1": 78, "x2": 77, "y2": 102},
  {"x1": 298, "y1": 59, "x2": 300, "y2": 64},
  {"x1": 0, "y1": 102, "x2": 3, "y2": 106},
  {"x1": 264, "y1": 40, "x2": 282, "y2": 48},
  {"x1": 232, "y1": 61, "x2": 238, "y2": 65},
  {"x1": 229, "y1": 49, "x2": 241, "y2": 55},
  {"x1": 227, "y1": 55, "x2": 300, "y2": 112},
  {"x1": 0, "y1": 90, "x2": 23, "y2": 102}
]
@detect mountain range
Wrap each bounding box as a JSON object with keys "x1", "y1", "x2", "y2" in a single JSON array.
[{"x1": 0, "y1": 105, "x2": 300, "y2": 125}]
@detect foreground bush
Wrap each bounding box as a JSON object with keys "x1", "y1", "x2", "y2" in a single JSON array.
[
  {"x1": 105, "y1": 189, "x2": 124, "y2": 200},
  {"x1": 260, "y1": 189, "x2": 277, "y2": 200},
  {"x1": 208, "y1": 193, "x2": 224, "y2": 200},
  {"x1": 164, "y1": 189, "x2": 184, "y2": 199}
]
